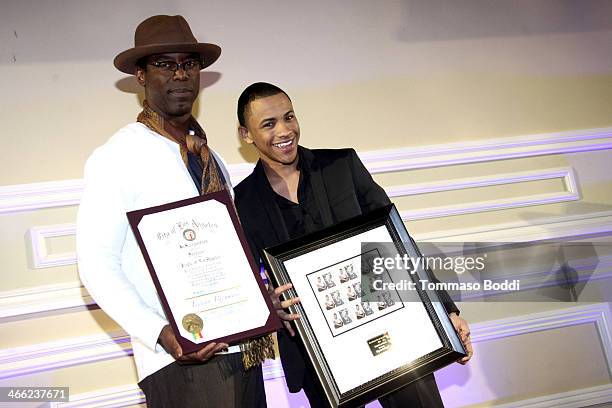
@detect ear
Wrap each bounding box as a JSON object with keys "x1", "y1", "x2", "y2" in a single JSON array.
[
  {"x1": 238, "y1": 126, "x2": 253, "y2": 144},
  {"x1": 136, "y1": 68, "x2": 146, "y2": 86}
]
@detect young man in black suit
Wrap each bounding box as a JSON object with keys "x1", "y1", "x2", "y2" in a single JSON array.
[{"x1": 234, "y1": 82, "x2": 473, "y2": 407}]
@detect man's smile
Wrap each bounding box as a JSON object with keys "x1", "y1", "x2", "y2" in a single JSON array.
[{"x1": 273, "y1": 138, "x2": 295, "y2": 150}]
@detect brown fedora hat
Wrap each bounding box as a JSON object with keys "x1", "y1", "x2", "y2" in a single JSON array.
[{"x1": 113, "y1": 15, "x2": 221, "y2": 74}]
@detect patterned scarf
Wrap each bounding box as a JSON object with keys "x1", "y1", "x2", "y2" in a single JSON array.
[{"x1": 137, "y1": 101, "x2": 275, "y2": 370}]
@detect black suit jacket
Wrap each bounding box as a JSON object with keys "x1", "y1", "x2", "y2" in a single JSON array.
[{"x1": 235, "y1": 146, "x2": 457, "y2": 393}]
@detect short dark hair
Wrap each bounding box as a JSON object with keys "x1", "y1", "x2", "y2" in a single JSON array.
[{"x1": 237, "y1": 82, "x2": 291, "y2": 127}]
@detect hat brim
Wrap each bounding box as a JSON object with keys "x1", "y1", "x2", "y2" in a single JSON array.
[{"x1": 113, "y1": 43, "x2": 221, "y2": 74}]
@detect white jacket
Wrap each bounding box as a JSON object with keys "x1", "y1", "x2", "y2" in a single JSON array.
[{"x1": 76, "y1": 122, "x2": 235, "y2": 381}]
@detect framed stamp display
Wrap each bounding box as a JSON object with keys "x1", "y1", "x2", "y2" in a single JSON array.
[
  {"x1": 127, "y1": 190, "x2": 281, "y2": 354},
  {"x1": 263, "y1": 204, "x2": 466, "y2": 408}
]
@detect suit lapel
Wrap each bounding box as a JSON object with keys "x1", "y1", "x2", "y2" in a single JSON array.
[{"x1": 300, "y1": 148, "x2": 334, "y2": 227}]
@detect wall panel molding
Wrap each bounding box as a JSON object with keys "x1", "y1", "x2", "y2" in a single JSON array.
[
  {"x1": 394, "y1": 167, "x2": 579, "y2": 220},
  {"x1": 3, "y1": 211, "x2": 612, "y2": 320},
  {"x1": 460, "y1": 257, "x2": 612, "y2": 301},
  {"x1": 34, "y1": 303, "x2": 612, "y2": 407},
  {"x1": 49, "y1": 384, "x2": 144, "y2": 408},
  {"x1": 30, "y1": 224, "x2": 78, "y2": 269},
  {"x1": 419, "y1": 211, "x2": 612, "y2": 242},
  {"x1": 4, "y1": 304, "x2": 609, "y2": 380},
  {"x1": 469, "y1": 303, "x2": 612, "y2": 373},
  {"x1": 0, "y1": 282, "x2": 93, "y2": 319},
  {"x1": 0, "y1": 179, "x2": 84, "y2": 215},
  {"x1": 48, "y1": 383, "x2": 612, "y2": 408},
  {"x1": 489, "y1": 384, "x2": 612, "y2": 408},
  {"x1": 23, "y1": 167, "x2": 583, "y2": 271},
  {"x1": 0, "y1": 331, "x2": 131, "y2": 380},
  {"x1": 359, "y1": 127, "x2": 612, "y2": 174},
  {"x1": 460, "y1": 304, "x2": 612, "y2": 408},
  {"x1": 1, "y1": 127, "x2": 611, "y2": 215}
]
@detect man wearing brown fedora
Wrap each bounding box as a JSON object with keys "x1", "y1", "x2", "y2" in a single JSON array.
[{"x1": 77, "y1": 15, "x2": 269, "y2": 407}]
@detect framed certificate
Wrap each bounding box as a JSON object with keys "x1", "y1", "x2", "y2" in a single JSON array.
[
  {"x1": 262, "y1": 204, "x2": 466, "y2": 408},
  {"x1": 127, "y1": 190, "x2": 281, "y2": 354}
]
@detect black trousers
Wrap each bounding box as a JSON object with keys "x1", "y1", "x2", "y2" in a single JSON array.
[
  {"x1": 138, "y1": 353, "x2": 267, "y2": 408},
  {"x1": 302, "y1": 364, "x2": 444, "y2": 408}
]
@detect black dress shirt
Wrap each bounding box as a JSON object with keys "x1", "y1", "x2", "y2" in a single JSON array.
[{"x1": 274, "y1": 165, "x2": 324, "y2": 239}]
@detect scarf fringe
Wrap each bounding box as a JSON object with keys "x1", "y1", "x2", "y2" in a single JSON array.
[{"x1": 240, "y1": 335, "x2": 276, "y2": 370}]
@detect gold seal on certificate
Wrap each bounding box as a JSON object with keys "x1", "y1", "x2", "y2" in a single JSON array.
[{"x1": 182, "y1": 313, "x2": 204, "y2": 334}]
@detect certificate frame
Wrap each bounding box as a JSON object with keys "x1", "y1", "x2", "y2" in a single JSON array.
[
  {"x1": 262, "y1": 204, "x2": 465, "y2": 408},
  {"x1": 127, "y1": 190, "x2": 281, "y2": 354}
]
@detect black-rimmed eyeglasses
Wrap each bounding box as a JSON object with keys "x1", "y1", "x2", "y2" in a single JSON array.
[{"x1": 148, "y1": 59, "x2": 202, "y2": 73}]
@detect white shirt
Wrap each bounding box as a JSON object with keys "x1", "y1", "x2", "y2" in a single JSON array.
[{"x1": 76, "y1": 122, "x2": 237, "y2": 381}]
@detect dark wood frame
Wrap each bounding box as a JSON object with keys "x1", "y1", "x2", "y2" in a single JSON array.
[{"x1": 127, "y1": 190, "x2": 281, "y2": 354}]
